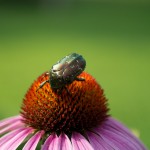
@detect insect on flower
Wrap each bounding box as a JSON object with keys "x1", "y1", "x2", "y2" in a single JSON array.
[
  {"x1": 37, "y1": 53, "x2": 86, "y2": 92},
  {"x1": 0, "y1": 54, "x2": 147, "y2": 150}
]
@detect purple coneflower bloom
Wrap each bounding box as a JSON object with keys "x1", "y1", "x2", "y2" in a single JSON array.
[{"x1": 0, "y1": 72, "x2": 147, "y2": 150}]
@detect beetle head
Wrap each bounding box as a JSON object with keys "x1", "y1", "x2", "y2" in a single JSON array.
[{"x1": 50, "y1": 71, "x2": 65, "y2": 89}]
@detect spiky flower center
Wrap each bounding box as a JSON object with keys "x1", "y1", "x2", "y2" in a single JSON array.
[{"x1": 21, "y1": 72, "x2": 108, "y2": 135}]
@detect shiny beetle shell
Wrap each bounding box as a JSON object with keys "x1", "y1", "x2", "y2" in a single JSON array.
[{"x1": 50, "y1": 53, "x2": 86, "y2": 89}]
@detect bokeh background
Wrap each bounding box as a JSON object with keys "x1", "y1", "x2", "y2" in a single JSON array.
[{"x1": 0, "y1": 0, "x2": 150, "y2": 148}]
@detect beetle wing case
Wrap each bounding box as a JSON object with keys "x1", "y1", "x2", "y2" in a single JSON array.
[
  {"x1": 50, "y1": 53, "x2": 86, "y2": 89},
  {"x1": 62, "y1": 54, "x2": 86, "y2": 82}
]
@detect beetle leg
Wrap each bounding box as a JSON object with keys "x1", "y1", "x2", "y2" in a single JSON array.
[
  {"x1": 36, "y1": 80, "x2": 49, "y2": 92},
  {"x1": 64, "y1": 86, "x2": 70, "y2": 95},
  {"x1": 75, "y1": 77, "x2": 85, "y2": 81}
]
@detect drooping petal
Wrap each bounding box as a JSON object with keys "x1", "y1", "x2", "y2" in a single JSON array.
[
  {"x1": 0, "y1": 120, "x2": 24, "y2": 135},
  {"x1": 104, "y1": 117, "x2": 146, "y2": 149},
  {"x1": 42, "y1": 133, "x2": 72, "y2": 150},
  {"x1": 0, "y1": 115, "x2": 22, "y2": 128},
  {"x1": 87, "y1": 131, "x2": 114, "y2": 150},
  {"x1": 0, "y1": 127, "x2": 33, "y2": 150},
  {"x1": 101, "y1": 123, "x2": 142, "y2": 149},
  {"x1": 0, "y1": 128, "x2": 25, "y2": 145},
  {"x1": 59, "y1": 133, "x2": 72, "y2": 150},
  {"x1": 98, "y1": 127, "x2": 136, "y2": 149},
  {"x1": 71, "y1": 132, "x2": 94, "y2": 150},
  {"x1": 41, "y1": 133, "x2": 55, "y2": 150},
  {"x1": 23, "y1": 130, "x2": 44, "y2": 150},
  {"x1": 91, "y1": 117, "x2": 147, "y2": 150}
]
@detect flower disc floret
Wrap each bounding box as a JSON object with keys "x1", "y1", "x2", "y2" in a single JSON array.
[{"x1": 21, "y1": 72, "x2": 108, "y2": 135}]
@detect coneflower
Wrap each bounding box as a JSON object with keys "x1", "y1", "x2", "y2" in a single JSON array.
[{"x1": 0, "y1": 72, "x2": 147, "y2": 150}]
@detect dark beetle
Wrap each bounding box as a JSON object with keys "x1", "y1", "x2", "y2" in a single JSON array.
[{"x1": 37, "y1": 53, "x2": 86, "y2": 91}]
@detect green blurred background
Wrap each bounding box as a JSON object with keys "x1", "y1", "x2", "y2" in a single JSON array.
[{"x1": 0, "y1": 0, "x2": 150, "y2": 148}]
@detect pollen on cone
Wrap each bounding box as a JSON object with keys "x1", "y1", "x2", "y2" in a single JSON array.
[{"x1": 21, "y1": 72, "x2": 109, "y2": 134}]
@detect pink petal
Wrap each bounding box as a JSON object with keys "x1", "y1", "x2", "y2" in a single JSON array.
[
  {"x1": 58, "y1": 133, "x2": 72, "y2": 150},
  {"x1": 101, "y1": 124, "x2": 143, "y2": 149},
  {"x1": 42, "y1": 133, "x2": 72, "y2": 150},
  {"x1": 104, "y1": 117, "x2": 146, "y2": 149},
  {"x1": 0, "y1": 127, "x2": 33, "y2": 150},
  {"x1": 87, "y1": 131, "x2": 113, "y2": 150},
  {"x1": 0, "y1": 120, "x2": 24, "y2": 135},
  {"x1": 0, "y1": 115, "x2": 22, "y2": 128},
  {"x1": 99, "y1": 127, "x2": 135, "y2": 149},
  {"x1": 0, "y1": 128, "x2": 25, "y2": 145},
  {"x1": 91, "y1": 117, "x2": 147, "y2": 150},
  {"x1": 71, "y1": 132, "x2": 94, "y2": 150},
  {"x1": 41, "y1": 134, "x2": 55, "y2": 150},
  {"x1": 23, "y1": 130, "x2": 44, "y2": 150}
]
